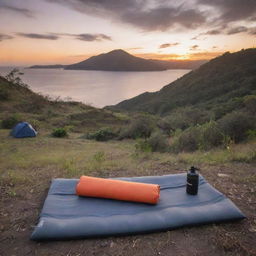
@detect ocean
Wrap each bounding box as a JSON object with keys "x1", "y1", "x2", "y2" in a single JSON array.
[{"x1": 0, "y1": 67, "x2": 190, "y2": 107}]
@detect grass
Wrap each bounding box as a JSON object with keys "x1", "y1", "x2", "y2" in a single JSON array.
[
  {"x1": 1, "y1": 129, "x2": 255, "y2": 196},
  {"x1": 1, "y1": 130, "x2": 255, "y2": 179},
  {"x1": 0, "y1": 129, "x2": 256, "y2": 256},
  {"x1": 172, "y1": 142, "x2": 256, "y2": 165}
]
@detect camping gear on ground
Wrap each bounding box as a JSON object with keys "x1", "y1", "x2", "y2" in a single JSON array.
[
  {"x1": 186, "y1": 166, "x2": 199, "y2": 195},
  {"x1": 11, "y1": 122, "x2": 37, "y2": 138},
  {"x1": 31, "y1": 173, "x2": 245, "y2": 241},
  {"x1": 76, "y1": 175, "x2": 160, "y2": 204}
]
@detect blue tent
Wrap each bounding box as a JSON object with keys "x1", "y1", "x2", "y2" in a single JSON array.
[{"x1": 11, "y1": 122, "x2": 37, "y2": 138}]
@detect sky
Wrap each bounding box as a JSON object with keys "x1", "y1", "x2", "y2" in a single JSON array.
[{"x1": 0, "y1": 0, "x2": 255, "y2": 66}]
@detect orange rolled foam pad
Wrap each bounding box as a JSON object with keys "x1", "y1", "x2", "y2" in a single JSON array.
[{"x1": 76, "y1": 176, "x2": 160, "y2": 204}]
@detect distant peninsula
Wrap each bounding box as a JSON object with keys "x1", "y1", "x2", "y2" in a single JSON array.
[
  {"x1": 29, "y1": 64, "x2": 66, "y2": 69},
  {"x1": 29, "y1": 49, "x2": 206, "y2": 71}
]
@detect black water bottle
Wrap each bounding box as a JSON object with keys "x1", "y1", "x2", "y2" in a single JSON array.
[{"x1": 186, "y1": 166, "x2": 199, "y2": 195}]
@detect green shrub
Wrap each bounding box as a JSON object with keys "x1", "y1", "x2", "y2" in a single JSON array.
[
  {"x1": 171, "y1": 121, "x2": 224, "y2": 152},
  {"x1": 0, "y1": 87, "x2": 9, "y2": 100},
  {"x1": 171, "y1": 126, "x2": 201, "y2": 152},
  {"x1": 5, "y1": 68, "x2": 28, "y2": 88},
  {"x1": 157, "y1": 119, "x2": 174, "y2": 136},
  {"x1": 213, "y1": 97, "x2": 244, "y2": 120},
  {"x1": 162, "y1": 107, "x2": 211, "y2": 132},
  {"x1": 1, "y1": 115, "x2": 20, "y2": 129},
  {"x1": 119, "y1": 115, "x2": 155, "y2": 139},
  {"x1": 247, "y1": 129, "x2": 256, "y2": 140},
  {"x1": 28, "y1": 119, "x2": 40, "y2": 131},
  {"x1": 244, "y1": 95, "x2": 256, "y2": 114},
  {"x1": 87, "y1": 127, "x2": 117, "y2": 141},
  {"x1": 198, "y1": 121, "x2": 224, "y2": 150},
  {"x1": 147, "y1": 131, "x2": 169, "y2": 152},
  {"x1": 135, "y1": 139, "x2": 152, "y2": 153},
  {"x1": 52, "y1": 128, "x2": 68, "y2": 138},
  {"x1": 218, "y1": 111, "x2": 255, "y2": 143}
]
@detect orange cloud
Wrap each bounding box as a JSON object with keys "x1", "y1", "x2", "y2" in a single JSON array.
[
  {"x1": 0, "y1": 49, "x2": 73, "y2": 65},
  {"x1": 135, "y1": 53, "x2": 182, "y2": 60},
  {"x1": 187, "y1": 51, "x2": 224, "y2": 60},
  {"x1": 135, "y1": 51, "x2": 224, "y2": 60}
]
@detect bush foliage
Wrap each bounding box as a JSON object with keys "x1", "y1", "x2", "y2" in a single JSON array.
[
  {"x1": 171, "y1": 121, "x2": 224, "y2": 152},
  {"x1": 218, "y1": 111, "x2": 255, "y2": 143},
  {"x1": 161, "y1": 107, "x2": 211, "y2": 132},
  {"x1": 134, "y1": 131, "x2": 169, "y2": 153},
  {"x1": 0, "y1": 87, "x2": 9, "y2": 100},
  {"x1": 135, "y1": 139, "x2": 152, "y2": 153},
  {"x1": 52, "y1": 128, "x2": 68, "y2": 138},
  {"x1": 86, "y1": 127, "x2": 117, "y2": 141},
  {"x1": 119, "y1": 115, "x2": 155, "y2": 139},
  {"x1": 147, "y1": 131, "x2": 169, "y2": 152},
  {"x1": 244, "y1": 95, "x2": 256, "y2": 114},
  {"x1": 1, "y1": 115, "x2": 20, "y2": 129}
]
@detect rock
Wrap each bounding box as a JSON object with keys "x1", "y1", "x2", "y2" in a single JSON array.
[
  {"x1": 249, "y1": 227, "x2": 256, "y2": 232},
  {"x1": 217, "y1": 173, "x2": 230, "y2": 178},
  {"x1": 100, "y1": 241, "x2": 108, "y2": 247}
]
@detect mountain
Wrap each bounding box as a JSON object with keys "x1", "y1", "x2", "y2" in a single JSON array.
[
  {"x1": 29, "y1": 49, "x2": 205, "y2": 71},
  {"x1": 65, "y1": 49, "x2": 167, "y2": 71},
  {"x1": 109, "y1": 48, "x2": 256, "y2": 116}
]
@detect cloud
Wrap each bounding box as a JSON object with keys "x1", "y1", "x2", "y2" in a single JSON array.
[
  {"x1": 159, "y1": 42, "x2": 179, "y2": 48},
  {"x1": 48, "y1": 0, "x2": 256, "y2": 33},
  {"x1": 0, "y1": 3, "x2": 34, "y2": 18},
  {"x1": 191, "y1": 35, "x2": 202, "y2": 40},
  {"x1": 197, "y1": 0, "x2": 256, "y2": 24},
  {"x1": 74, "y1": 33, "x2": 112, "y2": 41},
  {"x1": 188, "y1": 51, "x2": 224, "y2": 60},
  {"x1": 136, "y1": 52, "x2": 181, "y2": 60},
  {"x1": 203, "y1": 29, "x2": 222, "y2": 35},
  {"x1": 48, "y1": 0, "x2": 206, "y2": 31},
  {"x1": 136, "y1": 51, "x2": 224, "y2": 60},
  {"x1": 125, "y1": 47, "x2": 143, "y2": 50},
  {"x1": 0, "y1": 34, "x2": 14, "y2": 41},
  {"x1": 248, "y1": 27, "x2": 256, "y2": 35},
  {"x1": 227, "y1": 26, "x2": 248, "y2": 35},
  {"x1": 68, "y1": 54, "x2": 91, "y2": 58},
  {"x1": 17, "y1": 33, "x2": 59, "y2": 40},
  {"x1": 121, "y1": 7, "x2": 206, "y2": 31},
  {"x1": 16, "y1": 32, "x2": 111, "y2": 41},
  {"x1": 190, "y1": 45, "x2": 199, "y2": 50},
  {"x1": 50, "y1": 0, "x2": 256, "y2": 33},
  {"x1": 48, "y1": 0, "x2": 139, "y2": 15},
  {"x1": 193, "y1": 25, "x2": 250, "y2": 39}
]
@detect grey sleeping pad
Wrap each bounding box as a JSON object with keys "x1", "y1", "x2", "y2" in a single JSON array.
[{"x1": 31, "y1": 173, "x2": 245, "y2": 240}]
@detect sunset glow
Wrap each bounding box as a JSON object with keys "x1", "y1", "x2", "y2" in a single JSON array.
[{"x1": 0, "y1": 0, "x2": 255, "y2": 66}]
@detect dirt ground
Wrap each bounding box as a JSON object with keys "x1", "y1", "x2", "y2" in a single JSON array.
[
  {"x1": 0, "y1": 135, "x2": 256, "y2": 256},
  {"x1": 1, "y1": 165, "x2": 256, "y2": 256}
]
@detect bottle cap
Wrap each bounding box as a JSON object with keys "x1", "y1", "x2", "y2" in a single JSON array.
[{"x1": 189, "y1": 166, "x2": 199, "y2": 173}]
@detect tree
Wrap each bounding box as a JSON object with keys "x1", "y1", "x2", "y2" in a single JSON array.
[{"x1": 5, "y1": 68, "x2": 28, "y2": 88}]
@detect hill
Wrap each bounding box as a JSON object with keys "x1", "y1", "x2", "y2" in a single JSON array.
[
  {"x1": 29, "y1": 49, "x2": 205, "y2": 71},
  {"x1": 0, "y1": 73, "x2": 126, "y2": 132},
  {"x1": 65, "y1": 49, "x2": 167, "y2": 71},
  {"x1": 110, "y1": 48, "x2": 256, "y2": 116}
]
